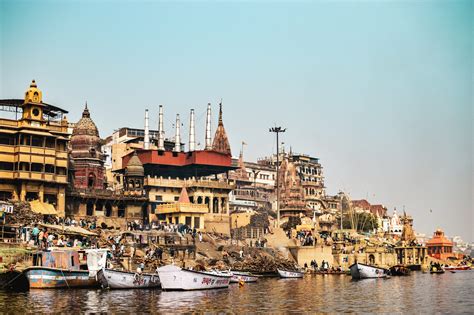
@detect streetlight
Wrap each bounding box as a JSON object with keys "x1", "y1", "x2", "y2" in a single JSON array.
[{"x1": 269, "y1": 126, "x2": 286, "y2": 227}]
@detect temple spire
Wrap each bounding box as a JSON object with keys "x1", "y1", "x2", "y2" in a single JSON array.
[{"x1": 212, "y1": 101, "x2": 231, "y2": 155}]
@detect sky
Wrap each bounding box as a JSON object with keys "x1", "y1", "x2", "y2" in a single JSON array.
[{"x1": 1, "y1": 0, "x2": 472, "y2": 242}]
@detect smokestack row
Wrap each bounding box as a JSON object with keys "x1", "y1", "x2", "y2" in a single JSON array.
[{"x1": 143, "y1": 104, "x2": 214, "y2": 152}]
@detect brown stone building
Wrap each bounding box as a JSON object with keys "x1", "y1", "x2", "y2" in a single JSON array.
[{"x1": 66, "y1": 105, "x2": 147, "y2": 227}]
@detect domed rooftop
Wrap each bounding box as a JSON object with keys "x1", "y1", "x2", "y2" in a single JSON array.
[
  {"x1": 24, "y1": 80, "x2": 43, "y2": 104},
  {"x1": 70, "y1": 103, "x2": 103, "y2": 160},
  {"x1": 72, "y1": 103, "x2": 99, "y2": 137},
  {"x1": 125, "y1": 152, "x2": 144, "y2": 177}
]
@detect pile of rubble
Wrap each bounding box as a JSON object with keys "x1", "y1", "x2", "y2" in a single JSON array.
[{"x1": 5, "y1": 202, "x2": 43, "y2": 225}]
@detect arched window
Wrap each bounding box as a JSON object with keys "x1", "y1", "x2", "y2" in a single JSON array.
[{"x1": 88, "y1": 173, "x2": 96, "y2": 188}]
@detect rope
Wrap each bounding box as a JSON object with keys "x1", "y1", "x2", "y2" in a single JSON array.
[{"x1": 60, "y1": 269, "x2": 70, "y2": 289}]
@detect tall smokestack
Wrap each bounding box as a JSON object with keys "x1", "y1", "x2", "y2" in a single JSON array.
[
  {"x1": 144, "y1": 109, "x2": 150, "y2": 150},
  {"x1": 174, "y1": 114, "x2": 181, "y2": 152},
  {"x1": 205, "y1": 103, "x2": 212, "y2": 150},
  {"x1": 189, "y1": 109, "x2": 195, "y2": 152},
  {"x1": 158, "y1": 105, "x2": 165, "y2": 151}
]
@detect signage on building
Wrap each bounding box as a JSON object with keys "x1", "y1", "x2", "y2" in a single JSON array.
[{"x1": 0, "y1": 202, "x2": 14, "y2": 214}]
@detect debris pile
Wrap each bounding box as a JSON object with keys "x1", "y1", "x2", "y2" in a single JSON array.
[{"x1": 5, "y1": 202, "x2": 42, "y2": 225}]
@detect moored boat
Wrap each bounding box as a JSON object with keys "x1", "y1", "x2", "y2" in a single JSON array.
[
  {"x1": 444, "y1": 265, "x2": 471, "y2": 271},
  {"x1": 97, "y1": 268, "x2": 160, "y2": 289},
  {"x1": 23, "y1": 266, "x2": 96, "y2": 289},
  {"x1": 277, "y1": 269, "x2": 304, "y2": 278},
  {"x1": 156, "y1": 264, "x2": 231, "y2": 291},
  {"x1": 22, "y1": 248, "x2": 107, "y2": 289},
  {"x1": 349, "y1": 263, "x2": 389, "y2": 279},
  {"x1": 389, "y1": 265, "x2": 411, "y2": 276},
  {"x1": 230, "y1": 271, "x2": 259, "y2": 283}
]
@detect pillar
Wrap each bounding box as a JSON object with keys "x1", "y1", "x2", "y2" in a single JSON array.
[
  {"x1": 208, "y1": 196, "x2": 213, "y2": 213},
  {"x1": 20, "y1": 183, "x2": 26, "y2": 201},
  {"x1": 217, "y1": 197, "x2": 222, "y2": 213},
  {"x1": 39, "y1": 184, "x2": 44, "y2": 202}
]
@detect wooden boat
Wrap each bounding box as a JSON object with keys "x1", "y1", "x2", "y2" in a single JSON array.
[
  {"x1": 21, "y1": 249, "x2": 107, "y2": 289},
  {"x1": 277, "y1": 269, "x2": 304, "y2": 278},
  {"x1": 0, "y1": 270, "x2": 29, "y2": 291},
  {"x1": 23, "y1": 266, "x2": 96, "y2": 289},
  {"x1": 97, "y1": 268, "x2": 160, "y2": 289},
  {"x1": 156, "y1": 264, "x2": 231, "y2": 291},
  {"x1": 389, "y1": 265, "x2": 411, "y2": 276},
  {"x1": 349, "y1": 263, "x2": 389, "y2": 279},
  {"x1": 312, "y1": 270, "x2": 347, "y2": 275},
  {"x1": 444, "y1": 265, "x2": 471, "y2": 271},
  {"x1": 230, "y1": 271, "x2": 259, "y2": 283}
]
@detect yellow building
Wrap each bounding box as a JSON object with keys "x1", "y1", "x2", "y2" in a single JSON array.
[
  {"x1": 0, "y1": 80, "x2": 69, "y2": 215},
  {"x1": 154, "y1": 187, "x2": 208, "y2": 230}
]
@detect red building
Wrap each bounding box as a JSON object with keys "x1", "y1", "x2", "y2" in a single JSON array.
[
  {"x1": 70, "y1": 105, "x2": 105, "y2": 190},
  {"x1": 426, "y1": 229, "x2": 454, "y2": 260}
]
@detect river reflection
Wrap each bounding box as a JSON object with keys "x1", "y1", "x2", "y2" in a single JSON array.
[{"x1": 1, "y1": 272, "x2": 472, "y2": 313}]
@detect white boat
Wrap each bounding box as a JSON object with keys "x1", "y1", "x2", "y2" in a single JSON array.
[
  {"x1": 277, "y1": 269, "x2": 304, "y2": 278},
  {"x1": 156, "y1": 265, "x2": 231, "y2": 291},
  {"x1": 230, "y1": 271, "x2": 259, "y2": 283},
  {"x1": 97, "y1": 268, "x2": 160, "y2": 289},
  {"x1": 349, "y1": 263, "x2": 389, "y2": 279}
]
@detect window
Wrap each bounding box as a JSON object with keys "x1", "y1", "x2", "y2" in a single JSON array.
[
  {"x1": 174, "y1": 196, "x2": 179, "y2": 201},
  {"x1": 0, "y1": 162, "x2": 13, "y2": 171},
  {"x1": 185, "y1": 216, "x2": 192, "y2": 226},
  {"x1": 194, "y1": 217, "x2": 200, "y2": 229},
  {"x1": 155, "y1": 195, "x2": 163, "y2": 201}
]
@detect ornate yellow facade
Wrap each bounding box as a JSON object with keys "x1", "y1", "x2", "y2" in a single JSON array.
[{"x1": 0, "y1": 80, "x2": 69, "y2": 215}]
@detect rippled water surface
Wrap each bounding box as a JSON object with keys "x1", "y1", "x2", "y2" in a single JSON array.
[{"x1": 1, "y1": 272, "x2": 472, "y2": 313}]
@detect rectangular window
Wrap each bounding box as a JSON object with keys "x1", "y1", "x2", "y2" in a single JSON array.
[
  {"x1": 185, "y1": 216, "x2": 192, "y2": 227},
  {"x1": 155, "y1": 195, "x2": 163, "y2": 201},
  {"x1": 194, "y1": 217, "x2": 200, "y2": 229}
]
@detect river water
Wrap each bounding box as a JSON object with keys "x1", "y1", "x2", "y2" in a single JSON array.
[{"x1": 0, "y1": 271, "x2": 472, "y2": 313}]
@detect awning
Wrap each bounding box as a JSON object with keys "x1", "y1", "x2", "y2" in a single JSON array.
[
  {"x1": 20, "y1": 129, "x2": 54, "y2": 137},
  {"x1": 29, "y1": 200, "x2": 57, "y2": 215},
  {"x1": 0, "y1": 129, "x2": 18, "y2": 134},
  {"x1": 39, "y1": 223, "x2": 98, "y2": 236}
]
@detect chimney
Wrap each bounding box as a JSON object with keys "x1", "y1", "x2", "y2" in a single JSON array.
[
  {"x1": 158, "y1": 105, "x2": 165, "y2": 151},
  {"x1": 205, "y1": 103, "x2": 212, "y2": 150},
  {"x1": 174, "y1": 114, "x2": 181, "y2": 152},
  {"x1": 189, "y1": 109, "x2": 195, "y2": 152},
  {"x1": 144, "y1": 109, "x2": 150, "y2": 150}
]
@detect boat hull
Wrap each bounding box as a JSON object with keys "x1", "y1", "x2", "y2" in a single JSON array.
[
  {"x1": 277, "y1": 269, "x2": 304, "y2": 278},
  {"x1": 98, "y1": 268, "x2": 160, "y2": 289},
  {"x1": 349, "y1": 263, "x2": 389, "y2": 279},
  {"x1": 444, "y1": 266, "x2": 471, "y2": 271},
  {"x1": 230, "y1": 271, "x2": 258, "y2": 283},
  {"x1": 157, "y1": 265, "x2": 231, "y2": 291},
  {"x1": 23, "y1": 267, "x2": 97, "y2": 289}
]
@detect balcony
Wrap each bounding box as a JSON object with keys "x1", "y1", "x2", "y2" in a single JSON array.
[{"x1": 145, "y1": 176, "x2": 234, "y2": 190}]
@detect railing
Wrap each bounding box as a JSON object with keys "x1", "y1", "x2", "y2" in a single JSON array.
[{"x1": 145, "y1": 176, "x2": 234, "y2": 189}]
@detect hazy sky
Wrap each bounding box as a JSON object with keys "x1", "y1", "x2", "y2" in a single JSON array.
[{"x1": 1, "y1": 1, "x2": 472, "y2": 242}]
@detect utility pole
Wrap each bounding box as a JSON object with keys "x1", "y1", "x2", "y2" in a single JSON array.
[
  {"x1": 252, "y1": 169, "x2": 260, "y2": 211},
  {"x1": 269, "y1": 126, "x2": 286, "y2": 227}
]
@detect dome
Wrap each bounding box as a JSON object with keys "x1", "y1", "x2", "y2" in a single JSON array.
[
  {"x1": 24, "y1": 80, "x2": 43, "y2": 104},
  {"x1": 125, "y1": 152, "x2": 144, "y2": 177},
  {"x1": 72, "y1": 103, "x2": 99, "y2": 137},
  {"x1": 70, "y1": 104, "x2": 102, "y2": 160}
]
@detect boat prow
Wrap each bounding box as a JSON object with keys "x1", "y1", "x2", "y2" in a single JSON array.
[
  {"x1": 157, "y1": 265, "x2": 231, "y2": 291},
  {"x1": 277, "y1": 269, "x2": 304, "y2": 278},
  {"x1": 349, "y1": 263, "x2": 389, "y2": 280}
]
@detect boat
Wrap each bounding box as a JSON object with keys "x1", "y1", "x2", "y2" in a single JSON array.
[
  {"x1": 230, "y1": 271, "x2": 259, "y2": 283},
  {"x1": 429, "y1": 263, "x2": 445, "y2": 274},
  {"x1": 156, "y1": 264, "x2": 231, "y2": 291},
  {"x1": 277, "y1": 269, "x2": 304, "y2": 278},
  {"x1": 22, "y1": 248, "x2": 107, "y2": 289},
  {"x1": 389, "y1": 265, "x2": 411, "y2": 276},
  {"x1": 444, "y1": 265, "x2": 471, "y2": 271},
  {"x1": 97, "y1": 268, "x2": 160, "y2": 289},
  {"x1": 349, "y1": 263, "x2": 389, "y2": 279}
]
